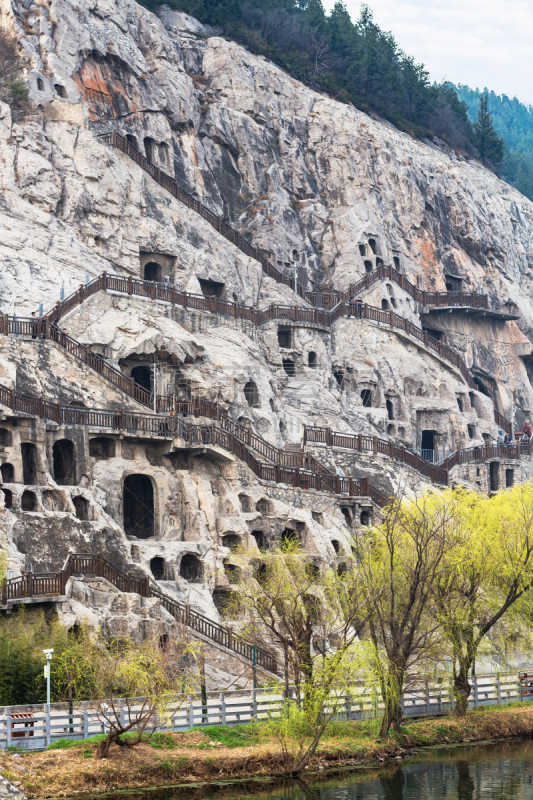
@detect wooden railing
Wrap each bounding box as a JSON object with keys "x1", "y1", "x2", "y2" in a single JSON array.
[
  {"x1": 441, "y1": 441, "x2": 531, "y2": 471},
  {"x1": 101, "y1": 131, "x2": 491, "y2": 315},
  {"x1": 1, "y1": 553, "x2": 278, "y2": 674},
  {"x1": 14, "y1": 273, "x2": 498, "y2": 412},
  {"x1": 100, "y1": 131, "x2": 303, "y2": 297},
  {"x1": 84, "y1": 87, "x2": 113, "y2": 107},
  {"x1": 304, "y1": 426, "x2": 449, "y2": 484},
  {"x1": 305, "y1": 264, "x2": 489, "y2": 311},
  {"x1": 304, "y1": 426, "x2": 525, "y2": 483},
  {"x1": 0, "y1": 380, "x2": 387, "y2": 504}
]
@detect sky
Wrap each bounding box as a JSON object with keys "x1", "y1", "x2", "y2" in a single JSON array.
[{"x1": 321, "y1": 0, "x2": 533, "y2": 106}]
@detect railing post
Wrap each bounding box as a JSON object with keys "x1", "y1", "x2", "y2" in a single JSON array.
[
  {"x1": 96, "y1": 552, "x2": 103, "y2": 578},
  {"x1": 128, "y1": 276, "x2": 133, "y2": 295},
  {"x1": 188, "y1": 695, "x2": 194, "y2": 729},
  {"x1": 45, "y1": 704, "x2": 51, "y2": 747},
  {"x1": 220, "y1": 692, "x2": 226, "y2": 725},
  {"x1": 83, "y1": 702, "x2": 89, "y2": 739},
  {"x1": 5, "y1": 708, "x2": 11, "y2": 749}
]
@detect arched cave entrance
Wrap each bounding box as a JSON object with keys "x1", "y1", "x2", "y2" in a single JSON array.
[
  {"x1": 222, "y1": 533, "x2": 240, "y2": 549},
  {"x1": 421, "y1": 430, "x2": 436, "y2": 461},
  {"x1": 0, "y1": 429, "x2": 12, "y2": 447},
  {"x1": 1, "y1": 463, "x2": 14, "y2": 483},
  {"x1": 213, "y1": 588, "x2": 231, "y2": 616},
  {"x1": 143, "y1": 262, "x2": 161, "y2": 282},
  {"x1": 251, "y1": 530, "x2": 266, "y2": 550},
  {"x1": 244, "y1": 381, "x2": 259, "y2": 407},
  {"x1": 2, "y1": 489, "x2": 12, "y2": 509},
  {"x1": 179, "y1": 553, "x2": 203, "y2": 582},
  {"x1": 73, "y1": 495, "x2": 89, "y2": 520},
  {"x1": 131, "y1": 366, "x2": 151, "y2": 393},
  {"x1": 89, "y1": 437, "x2": 116, "y2": 460},
  {"x1": 144, "y1": 137, "x2": 155, "y2": 162},
  {"x1": 490, "y1": 462, "x2": 500, "y2": 492},
  {"x1": 281, "y1": 528, "x2": 299, "y2": 548},
  {"x1": 53, "y1": 439, "x2": 76, "y2": 485},
  {"x1": 123, "y1": 474, "x2": 154, "y2": 538},
  {"x1": 21, "y1": 490, "x2": 37, "y2": 511},
  {"x1": 21, "y1": 443, "x2": 38, "y2": 485},
  {"x1": 361, "y1": 389, "x2": 372, "y2": 407},
  {"x1": 150, "y1": 556, "x2": 165, "y2": 580}
]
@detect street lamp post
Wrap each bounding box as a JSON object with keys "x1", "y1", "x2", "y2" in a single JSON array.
[{"x1": 43, "y1": 648, "x2": 54, "y2": 711}]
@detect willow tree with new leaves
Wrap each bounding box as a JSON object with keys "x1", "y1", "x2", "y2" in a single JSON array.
[
  {"x1": 431, "y1": 484, "x2": 533, "y2": 715},
  {"x1": 354, "y1": 492, "x2": 458, "y2": 737},
  {"x1": 226, "y1": 537, "x2": 376, "y2": 773},
  {"x1": 55, "y1": 625, "x2": 198, "y2": 758}
]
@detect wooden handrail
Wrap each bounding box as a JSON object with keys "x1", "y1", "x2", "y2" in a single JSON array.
[
  {"x1": 304, "y1": 426, "x2": 525, "y2": 483},
  {"x1": 305, "y1": 264, "x2": 490, "y2": 311},
  {"x1": 2, "y1": 553, "x2": 278, "y2": 674},
  {"x1": 0, "y1": 379, "x2": 387, "y2": 505},
  {"x1": 99, "y1": 131, "x2": 304, "y2": 298},
  {"x1": 15, "y1": 272, "x2": 508, "y2": 430}
]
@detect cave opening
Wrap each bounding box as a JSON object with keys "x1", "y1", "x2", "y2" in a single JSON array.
[
  {"x1": 53, "y1": 439, "x2": 76, "y2": 485},
  {"x1": 123, "y1": 474, "x2": 154, "y2": 538}
]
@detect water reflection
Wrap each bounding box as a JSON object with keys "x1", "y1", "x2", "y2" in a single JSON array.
[{"x1": 94, "y1": 739, "x2": 533, "y2": 800}]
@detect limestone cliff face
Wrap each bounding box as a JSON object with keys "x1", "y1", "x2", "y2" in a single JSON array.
[{"x1": 1, "y1": 0, "x2": 533, "y2": 658}]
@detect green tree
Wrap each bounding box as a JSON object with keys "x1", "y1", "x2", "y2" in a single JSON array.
[
  {"x1": 0, "y1": 26, "x2": 29, "y2": 118},
  {"x1": 56, "y1": 626, "x2": 198, "y2": 759},
  {"x1": 228, "y1": 537, "x2": 374, "y2": 773},
  {"x1": 473, "y1": 93, "x2": 504, "y2": 166},
  {"x1": 354, "y1": 492, "x2": 456, "y2": 738},
  {"x1": 431, "y1": 485, "x2": 533, "y2": 715}
]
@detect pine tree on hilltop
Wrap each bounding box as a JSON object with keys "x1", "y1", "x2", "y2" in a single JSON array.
[{"x1": 473, "y1": 93, "x2": 504, "y2": 167}]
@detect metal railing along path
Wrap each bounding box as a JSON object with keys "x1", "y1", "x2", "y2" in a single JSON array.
[{"x1": 1, "y1": 671, "x2": 531, "y2": 750}]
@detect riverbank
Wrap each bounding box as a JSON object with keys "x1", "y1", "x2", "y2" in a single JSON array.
[{"x1": 3, "y1": 704, "x2": 533, "y2": 799}]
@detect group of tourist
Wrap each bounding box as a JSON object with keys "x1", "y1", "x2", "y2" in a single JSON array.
[{"x1": 501, "y1": 423, "x2": 532, "y2": 445}]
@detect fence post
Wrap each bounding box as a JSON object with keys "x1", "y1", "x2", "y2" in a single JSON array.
[
  {"x1": 96, "y1": 552, "x2": 103, "y2": 578},
  {"x1": 128, "y1": 276, "x2": 133, "y2": 295},
  {"x1": 496, "y1": 674, "x2": 502, "y2": 705},
  {"x1": 188, "y1": 696, "x2": 194, "y2": 729},
  {"x1": 5, "y1": 708, "x2": 11, "y2": 749},
  {"x1": 473, "y1": 674, "x2": 478, "y2": 708},
  {"x1": 45, "y1": 704, "x2": 51, "y2": 747},
  {"x1": 220, "y1": 692, "x2": 226, "y2": 725},
  {"x1": 83, "y1": 703, "x2": 89, "y2": 739},
  {"x1": 373, "y1": 436, "x2": 378, "y2": 454},
  {"x1": 345, "y1": 694, "x2": 352, "y2": 721},
  {"x1": 252, "y1": 689, "x2": 258, "y2": 720}
]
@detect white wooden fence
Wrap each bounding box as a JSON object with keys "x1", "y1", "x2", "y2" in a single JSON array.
[{"x1": 1, "y1": 672, "x2": 531, "y2": 750}]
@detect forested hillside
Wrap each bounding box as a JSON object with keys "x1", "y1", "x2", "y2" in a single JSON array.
[
  {"x1": 453, "y1": 85, "x2": 533, "y2": 201},
  {"x1": 143, "y1": 0, "x2": 476, "y2": 152}
]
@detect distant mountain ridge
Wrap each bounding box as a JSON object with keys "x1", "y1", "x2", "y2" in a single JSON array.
[{"x1": 452, "y1": 84, "x2": 533, "y2": 201}]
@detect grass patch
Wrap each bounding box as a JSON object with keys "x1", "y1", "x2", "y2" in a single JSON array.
[
  {"x1": 149, "y1": 732, "x2": 176, "y2": 749},
  {"x1": 47, "y1": 738, "x2": 82, "y2": 750},
  {"x1": 199, "y1": 723, "x2": 264, "y2": 748}
]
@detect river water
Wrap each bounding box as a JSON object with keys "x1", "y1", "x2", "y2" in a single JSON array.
[{"x1": 95, "y1": 739, "x2": 533, "y2": 800}]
